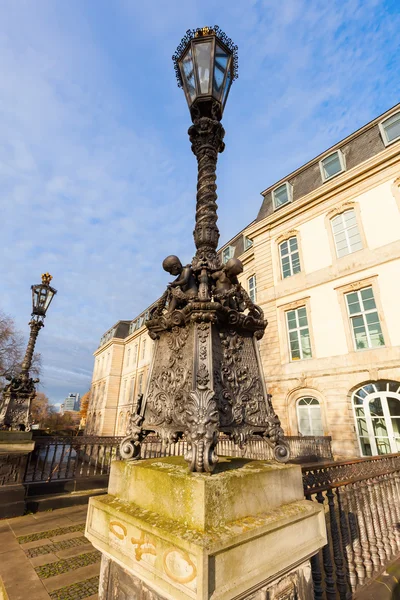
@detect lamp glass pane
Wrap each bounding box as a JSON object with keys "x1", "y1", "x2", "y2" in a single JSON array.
[
  {"x1": 180, "y1": 48, "x2": 196, "y2": 102},
  {"x1": 194, "y1": 41, "x2": 212, "y2": 94},
  {"x1": 221, "y1": 60, "x2": 232, "y2": 107},
  {"x1": 213, "y1": 43, "x2": 229, "y2": 97}
]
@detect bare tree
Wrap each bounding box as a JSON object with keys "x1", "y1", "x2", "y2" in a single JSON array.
[{"x1": 0, "y1": 310, "x2": 41, "y2": 393}]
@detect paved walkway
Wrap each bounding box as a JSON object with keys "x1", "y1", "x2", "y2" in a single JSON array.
[{"x1": 0, "y1": 506, "x2": 99, "y2": 600}]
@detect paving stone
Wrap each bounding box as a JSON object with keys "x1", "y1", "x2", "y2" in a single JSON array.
[
  {"x1": 9, "y1": 517, "x2": 73, "y2": 537},
  {"x1": 43, "y1": 563, "x2": 100, "y2": 593},
  {"x1": 21, "y1": 538, "x2": 53, "y2": 551},
  {"x1": 48, "y1": 531, "x2": 84, "y2": 543},
  {"x1": 30, "y1": 553, "x2": 60, "y2": 568},
  {"x1": 49, "y1": 576, "x2": 99, "y2": 600},
  {"x1": 0, "y1": 523, "x2": 20, "y2": 555},
  {"x1": 55, "y1": 544, "x2": 94, "y2": 560},
  {"x1": 25, "y1": 536, "x2": 89, "y2": 558},
  {"x1": 17, "y1": 524, "x2": 85, "y2": 544},
  {"x1": 35, "y1": 551, "x2": 101, "y2": 579},
  {"x1": 0, "y1": 547, "x2": 50, "y2": 600}
]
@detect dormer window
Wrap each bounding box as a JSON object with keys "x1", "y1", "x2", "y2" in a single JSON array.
[
  {"x1": 272, "y1": 182, "x2": 292, "y2": 210},
  {"x1": 244, "y1": 236, "x2": 253, "y2": 251},
  {"x1": 222, "y1": 245, "x2": 234, "y2": 264},
  {"x1": 379, "y1": 112, "x2": 400, "y2": 146},
  {"x1": 319, "y1": 150, "x2": 346, "y2": 181}
]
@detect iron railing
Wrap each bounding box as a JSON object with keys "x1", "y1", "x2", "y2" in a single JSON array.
[
  {"x1": 24, "y1": 436, "x2": 122, "y2": 483},
  {"x1": 23, "y1": 434, "x2": 332, "y2": 484},
  {"x1": 303, "y1": 453, "x2": 400, "y2": 599},
  {"x1": 141, "y1": 435, "x2": 333, "y2": 462}
]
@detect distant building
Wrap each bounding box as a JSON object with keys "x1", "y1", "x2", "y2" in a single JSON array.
[
  {"x1": 86, "y1": 103, "x2": 400, "y2": 460},
  {"x1": 60, "y1": 393, "x2": 81, "y2": 415}
]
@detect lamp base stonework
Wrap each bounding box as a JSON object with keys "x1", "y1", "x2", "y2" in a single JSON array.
[{"x1": 85, "y1": 457, "x2": 326, "y2": 600}]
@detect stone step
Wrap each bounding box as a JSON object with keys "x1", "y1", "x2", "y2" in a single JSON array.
[{"x1": 25, "y1": 488, "x2": 107, "y2": 513}]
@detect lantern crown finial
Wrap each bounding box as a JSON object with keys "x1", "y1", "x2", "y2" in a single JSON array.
[{"x1": 41, "y1": 272, "x2": 53, "y2": 285}]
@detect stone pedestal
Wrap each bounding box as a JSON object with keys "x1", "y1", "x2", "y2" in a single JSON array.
[{"x1": 86, "y1": 457, "x2": 326, "y2": 599}]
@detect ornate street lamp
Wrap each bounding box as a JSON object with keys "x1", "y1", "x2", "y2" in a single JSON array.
[
  {"x1": 120, "y1": 27, "x2": 289, "y2": 472},
  {"x1": 0, "y1": 273, "x2": 57, "y2": 430}
]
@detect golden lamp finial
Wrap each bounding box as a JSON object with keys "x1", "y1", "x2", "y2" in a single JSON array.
[
  {"x1": 41, "y1": 273, "x2": 53, "y2": 285},
  {"x1": 195, "y1": 27, "x2": 213, "y2": 38}
]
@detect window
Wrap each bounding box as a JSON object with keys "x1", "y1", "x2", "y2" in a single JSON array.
[
  {"x1": 126, "y1": 348, "x2": 130, "y2": 367},
  {"x1": 122, "y1": 380, "x2": 127, "y2": 402},
  {"x1": 248, "y1": 275, "x2": 257, "y2": 303},
  {"x1": 138, "y1": 374, "x2": 143, "y2": 395},
  {"x1": 353, "y1": 381, "x2": 400, "y2": 456},
  {"x1": 272, "y1": 182, "x2": 292, "y2": 210},
  {"x1": 297, "y1": 398, "x2": 323, "y2": 436},
  {"x1": 331, "y1": 209, "x2": 362, "y2": 258},
  {"x1": 319, "y1": 150, "x2": 345, "y2": 181},
  {"x1": 129, "y1": 321, "x2": 137, "y2": 334},
  {"x1": 133, "y1": 344, "x2": 138, "y2": 363},
  {"x1": 244, "y1": 236, "x2": 253, "y2": 251},
  {"x1": 345, "y1": 287, "x2": 385, "y2": 350},
  {"x1": 129, "y1": 378, "x2": 135, "y2": 402},
  {"x1": 286, "y1": 307, "x2": 312, "y2": 360},
  {"x1": 222, "y1": 246, "x2": 234, "y2": 264},
  {"x1": 142, "y1": 339, "x2": 146, "y2": 359},
  {"x1": 106, "y1": 352, "x2": 110, "y2": 371},
  {"x1": 379, "y1": 112, "x2": 400, "y2": 146},
  {"x1": 279, "y1": 237, "x2": 301, "y2": 278}
]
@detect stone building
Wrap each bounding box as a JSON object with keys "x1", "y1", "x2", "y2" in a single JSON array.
[{"x1": 86, "y1": 103, "x2": 400, "y2": 460}]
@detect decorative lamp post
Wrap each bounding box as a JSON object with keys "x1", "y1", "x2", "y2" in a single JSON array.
[
  {"x1": 120, "y1": 27, "x2": 289, "y2": 472},
  {"x1": 0, "y1": 273, "x2": 57, "y2": 430}
]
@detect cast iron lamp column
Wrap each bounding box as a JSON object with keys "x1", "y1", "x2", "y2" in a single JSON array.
[
  {"x1": 173, "y1": 27, "x2": 238, "y2": 291},
  {"x1": 120, "y1": 27, "x2": 288, "y2": 472},
  {"x1": 0, "y1": 273, "x2": 57, "y2": 430}
]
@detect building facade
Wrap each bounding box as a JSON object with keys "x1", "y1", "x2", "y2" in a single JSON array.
[{"x1": 86, "y1": 104, "x2": 400, "y2": 459}]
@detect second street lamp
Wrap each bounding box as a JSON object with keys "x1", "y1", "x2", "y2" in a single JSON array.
[{"x1": 0, "y1": 273, "x2": 57, "y2": 430}]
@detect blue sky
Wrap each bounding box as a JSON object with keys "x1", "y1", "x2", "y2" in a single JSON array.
[{"x1": 1, "y1": 0, "x2": 399, "y2": 407}]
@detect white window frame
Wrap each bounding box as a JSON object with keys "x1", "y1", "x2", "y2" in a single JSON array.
[
  {"x1": 248, "y1": 275, "x2": 257, "y2": 303},
  {"x1": 126, "y1": 348, "x2": 130, "y2": 367},
  {"x1": 279, "y1": 236, "x2": 301, "y2": 278},
  {"x1": 138, "y1": 373, "x2": 143, "y2": 395},
  {"x1": 296, "y1": 397, "x2": 324, "y2": 436},
  {"x1": 272, "y1": 182, "x2": 293, "y2": 210},
  {"x1": 141, "y1": 338, "x2": 146, "y2": 359},
  {"x1": 222, "y1": 245, "x2": 235, "y2": 264},
  {"x1": 330, "y1": 209, "x2": 362, "y2": 258},
  {"x1": 379, "y1": 112, "x2": 400, "y2": 146},
  {"x1": 345, "y1": 286, "x2": 385, "y2": 351},
  {"x1": 319, "y1": 149, "x2": 346, "y2": 182},
  {"x1": 244, "y1": 236, "x2": 253, "y2": 251},
  {"x1": 286, "y1": 306, "x2": 312, "y2": 361}
]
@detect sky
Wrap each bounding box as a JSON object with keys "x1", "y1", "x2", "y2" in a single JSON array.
[{"x1": 1, "y1": 0, "x2": 399, "y2": 407}]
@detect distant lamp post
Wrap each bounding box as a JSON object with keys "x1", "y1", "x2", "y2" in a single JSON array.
[{"x1": 0, "y1": 273, "x2": 57, "y2": 430}]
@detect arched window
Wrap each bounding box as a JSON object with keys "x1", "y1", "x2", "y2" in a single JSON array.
[
  {"x1": 352, "y1": 381, "x2": 400, "y2": 456},
  {"x1": 297, "y1": 397, "x2": 323, "y2": 436}
]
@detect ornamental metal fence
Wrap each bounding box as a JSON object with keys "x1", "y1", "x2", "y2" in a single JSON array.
[
  {"x1": 303, "y1": 453, "x2": 400, "y2": 599},
  {"x1": 24, "y1": 436, "x2": 122, "y2": 483},
  {"x1": 23, "y1": 434, "x2": 333, "y2": 484}
]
